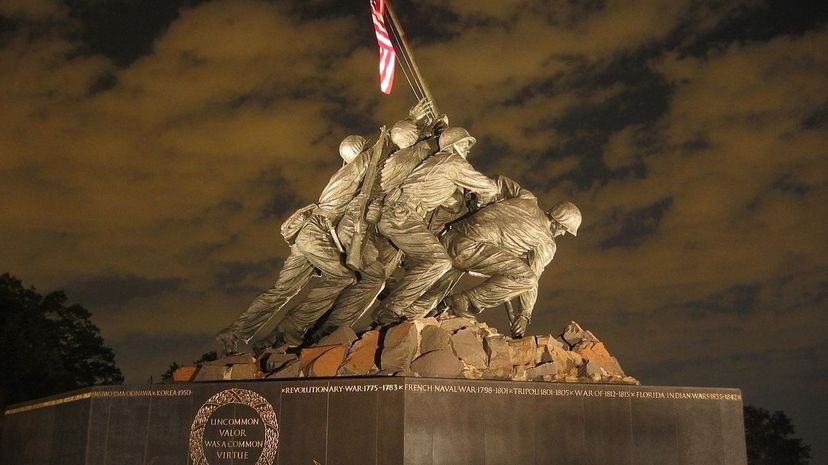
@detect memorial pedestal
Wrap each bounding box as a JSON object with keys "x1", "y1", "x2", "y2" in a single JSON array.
[{"x1": 2, "y1": 378, "x2": 746, "y2": 465}]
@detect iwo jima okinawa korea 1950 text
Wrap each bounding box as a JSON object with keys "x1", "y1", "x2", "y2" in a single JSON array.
[{"x1": 181, "y1": 0, "x2": 636, "y2": 387}]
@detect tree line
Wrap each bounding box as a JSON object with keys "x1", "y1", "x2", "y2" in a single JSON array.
[{"x1": 1, "y1": 273, "x2": 122, "y2": 405}]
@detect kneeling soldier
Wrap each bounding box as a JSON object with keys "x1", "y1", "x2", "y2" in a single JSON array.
[{"x1": 409, "y1": 177, "x2": 581, "y2": 337}]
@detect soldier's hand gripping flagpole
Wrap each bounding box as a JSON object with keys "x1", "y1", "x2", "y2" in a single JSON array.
[
  {"x1": 371, "y1": 0, "x2": 440, "y2": 119},
  {"x1": 362, "y1": 0, "x2": 444, "y2": 279},
  {"x1": 383, "y1": 0, "x2": 440, "y2": 119}
]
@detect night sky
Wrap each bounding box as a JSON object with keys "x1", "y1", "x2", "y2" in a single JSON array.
[{"x1": 2, "y1": 0, "x2": 826, "y2": 461}]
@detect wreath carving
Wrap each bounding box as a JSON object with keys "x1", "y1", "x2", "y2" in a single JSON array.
[{"x1": 189, "y1": 388, "x2": 279, "y2": 465}]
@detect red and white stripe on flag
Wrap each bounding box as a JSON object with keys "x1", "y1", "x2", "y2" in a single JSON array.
[{"x1": 371, "y1": 0, "x2": 396, "y2": 94}]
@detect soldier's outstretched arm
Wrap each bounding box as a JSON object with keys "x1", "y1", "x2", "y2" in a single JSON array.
[
  {"x1": 495, "y1": 175, "x2": 536, "y2": 201},
  {"x1": 451, "y1": 156, "x2": 499, "y2": 205},
  {"x1": 528, "y1": 241, "x2": 556, "y2": 279},
  {"x1": 516, "y1": 241, "x2": 557, "y2": 325}
]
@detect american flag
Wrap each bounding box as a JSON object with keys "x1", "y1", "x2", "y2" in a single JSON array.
[{"x1": 371, "y1": 0, "x2": 396, "y2": 94}]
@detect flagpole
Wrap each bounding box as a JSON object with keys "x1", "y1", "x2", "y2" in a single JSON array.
[{"x1": 383, "y1": 0, "x2": 441, "y2": 118}]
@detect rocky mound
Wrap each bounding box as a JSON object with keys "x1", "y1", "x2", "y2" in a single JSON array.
[{"x1": 170, "y1": 318, "x2": 638, "y2": 385}]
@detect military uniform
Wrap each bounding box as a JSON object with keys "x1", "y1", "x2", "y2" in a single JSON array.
[
  {"x1": 217, "y1": 150, "x2": 371, "y2": 350},
  {"x1": 409, "y1": 177, "x2": 557, "y2": 322},
  {"x1": 373, "y1": 150, "x2": 499, "y2": 322},
  {"x1": 305, "y1": 138, "x2": 441, "y2": 340},
  {"x1": 258, "y1": 136, "x2": 442, "y2": 346}
]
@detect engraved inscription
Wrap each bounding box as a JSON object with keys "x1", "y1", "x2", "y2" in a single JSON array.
[
  {"x1": 279, "y1": 382, "x2": 741, "y2": 401},
  {"x1": 189, "y1": 388, "x2": 278, "y2": 465}
]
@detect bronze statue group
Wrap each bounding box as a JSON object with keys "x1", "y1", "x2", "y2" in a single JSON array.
[{"x1": 216, "y1": 100, "x2": 581, "y2": 355}]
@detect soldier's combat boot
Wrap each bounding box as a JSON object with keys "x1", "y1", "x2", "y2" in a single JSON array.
[
  {"x1": 254, "y1": 318, "x2": 306, "y2": 355},
  {"x1": 373, "y1": 307, "x2": 405, "y2": 326},
  {"x1": 252, "y1": 330, "x2": 288, "y2": 355},
  {"x1": 445, "y1": 294, "x2": 479, "y2": 320},
  {"x1": 306, "y1": 323, "x2": 338, "y2": 345},
  {"x1": 215, "y1": 328, "x2": 240, "y2": 355}
]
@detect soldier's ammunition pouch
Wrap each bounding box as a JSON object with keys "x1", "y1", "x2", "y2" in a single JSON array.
[
  {"x1": 385, "y1": 188, "x2": 427, "y2": 220},
  {"x1": 366, "y1": 198, "x2": 383, "y2": 224},
  {"x1": 280, "y1": 204, "x2": 316, "y2": 245}
]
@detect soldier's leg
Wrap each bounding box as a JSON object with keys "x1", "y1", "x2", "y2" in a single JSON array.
[
  {"x1": 404, "y1": 268, "x2": 464, "y2": 319},
  {"x1": 308, "y1": 274, "x2": 386, "y2": 342},
  {"x1": 374, "y1": 210, "x2": 453, "y2": 321},
  {"x1": 308, "y1": 229, "x2": 399, "y2": 341},
  {"x1": 216, "y1": 246, "x2": 314, "y2": 352},
  {"x1": 446, "y1": 238, "x2": 536, "y2": 314},
  {"x1": 259, "y1": 218, "x2": 356, "y2": 347},
  {"x1": 404, "y1": 229, "x2": 469, "y2": 318}
]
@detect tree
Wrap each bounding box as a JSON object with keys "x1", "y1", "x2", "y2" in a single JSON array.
[
  {"x1": 0, "y1": 273, "x2": 123, "y2": 405},
  {"x1": 161, "y1": 350, "x2": 218, "y2": 381},
  {"x1": 160, "y1": 361, "x2": 182, "y2": 381},
  {"x1": 195, "y1": 351, "x2": 219, "y2": 364},
  {"x1": 744, "y1": 405, "x2": 811, "y2": 465}
]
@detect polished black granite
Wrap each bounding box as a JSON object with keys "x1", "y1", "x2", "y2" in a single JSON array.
[{"x1": 1, "y1": 378, "x2": 746, "y2": 465}]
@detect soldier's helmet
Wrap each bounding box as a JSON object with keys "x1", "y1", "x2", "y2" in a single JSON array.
[
  {"x1": 438, "y1": 127, "x2": 476, "y2": 153},
  {"x1": 339, "y1": 135, "x2": 367, "y2": 164},
  {"x1": 390, "y1": 119, "x2": 419, "y2": 149},
  {"x1": 547, "y1": 201, "x2": 582, "y2": 236}
]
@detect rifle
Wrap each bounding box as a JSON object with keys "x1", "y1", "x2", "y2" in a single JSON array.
[
  {"x1": 505, "y1": 300, "x2": 518, "y2": 327},
  {"x1": 346, "y1": 126, "x2": 390, "y2": 271}
]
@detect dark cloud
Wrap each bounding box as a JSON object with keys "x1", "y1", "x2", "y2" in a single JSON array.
[
  {"x1": 678, "y1": 0, "x2": 828, "y2": 57},
  {"x1": 601, "y1": 197, "x2": 673, "y2": 248},
  {"x1": 473, "y1": 50, "x2": 674, "y2": 191},
  {"x1": 322, "y1": 93, "x2": 382, "y2": 137},
  {"x1": 801, "y1": 104, "x2": 828, "y2": 129},
  {"x1": 390, "y1": 1, "x2": 462, "y2": 44},
  {"x1": 0, "y1": 15, "x2": 18, "y2": 45},
  {"x1": 86, "y1": 70, "x2": 117, "y2": 94},
  {"x1": 259, "y1": 170, "x2": 304, "y2": 219},
  {"x1": 683, "y1": 283, "x2": 762, "y2": 319},
  {"x1": 285, "y1": 0, "x2": 372, "y2": 22},
  {"x1": 66, "y1": 0, "x2": 207, "y2": 66},
  {"x1": 112, "y1": 331, "x2": 217, "y2": 382},
  {"x1": 66, "y1": 274, "x2": 182, "y2": 307},
  {"x1": 771, "y1": 174, "x2": 811, "y2": 197},
  {"x1": 213, "y1": 258, "x2": 285, "y2": 295}
]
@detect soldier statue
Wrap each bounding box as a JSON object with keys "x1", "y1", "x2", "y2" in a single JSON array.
[
  {"x1": 214, "y1": 135, "x2": 370, "y2": 354},
  {"x1": 216, "y1": 97, "x2": 580, "y2": 352},
  {"x1": 406, "y1": 176, "x2": 581, "y2": 337},
  {"x1": 218, "y1": 101, "x2": 440, "y2": 353},
  {"x1": 212, "y1": 0, "x2": 585, "y2": 354},
  {"x1": 371, "y1": 127, "x2": 500, "y2": 325},
  {"x1": 304, "y1": 108, "x2": 446, "y2": 342}
]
